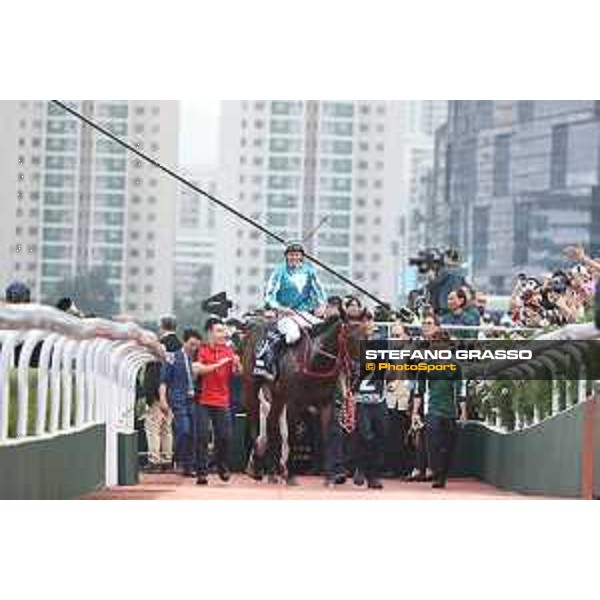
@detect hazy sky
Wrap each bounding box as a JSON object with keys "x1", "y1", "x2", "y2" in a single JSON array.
[{"x1": 179, "y1": 101, "x2": 221, "y2": 168}]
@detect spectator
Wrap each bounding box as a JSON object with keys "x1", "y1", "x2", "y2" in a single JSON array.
[
  {"x1": 193, "y1": 318, "x2": 242, "y2": 485},
  {"x1": 412, "y1": 333, "x2": 468, "y2": 489},
  {"x1": 325, "y1": 382, "x2": 350, "y2": 486},
  {"x1": 441, "y1": 289, "x2": 480, "y2": 339},
  {"x1": 325, "y1": 295, "x2": 343, "y2": 319},
  {"x1": 5, "y1": 281, "x2": 31, "y2": 304},
  {"x1": 143, "y1": 315, "x2": 182, "y2": 472},
  {"x1": 475, "y1": 291, "x2": 489, "y2": 317},
  {"x1": 406, "y1": 314, "x2": 438, "y2": 481},
  {"x1": 4, "y1": 281, "x2": 45, "y2": 368},
  {"x1": 384, "y1": 321, "x2": 412, "y2": 477},
  {"x1": 421, "y1": 312, "x2": 440, "y2": 342},
  {"x1": 343, "y1": 295, "x2": 365, "y2": 321},
  {"x1": 144, "y1": 366, "x2": 174, "y2": 472},
  {"x1": 159, "y1": 328, "x2": 202, "y2": 477},
  {"x1": 352, "y1": 312, "x2": 387, "y2": 490},
  {"x1": 158, "y1": 315, "x2": 182, "y2": 351},
  {"x1": 564, "y1": 244, "x2": 600, "y2": 274},
  {"x1": 56, "y1": 297, "x2": 83, "y2": 317}
]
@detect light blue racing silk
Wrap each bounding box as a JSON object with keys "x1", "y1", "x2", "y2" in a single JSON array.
[{"x1": 264, "y1": 261, "x2": 327, "y2": 312}]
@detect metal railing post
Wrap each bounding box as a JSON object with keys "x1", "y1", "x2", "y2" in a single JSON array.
[
  {"x1": 16, "y1": 331, "x2": 46, "y2": 437},
  {"x1": 59, "y1": 340, "x2": 78, "y2": 432},
  {"x1": 35, "y1": 333, "x2": 60, "y2": 436},
  {"x1": 0, "y1": 332, "x2": 21, "y2": 441}
]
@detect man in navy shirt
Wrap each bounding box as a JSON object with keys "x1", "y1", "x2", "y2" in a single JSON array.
[
  {"x1": 159, "y1": 328, "x2": 202, "y2": 476},
  {"x1": 353, "y1": 312, "x2": 387, "y2": 490}
]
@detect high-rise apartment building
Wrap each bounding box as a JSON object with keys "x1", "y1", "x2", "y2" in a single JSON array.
[
  {"x1": 396, "y1": 101, "x2": 449, "y2": 298},
  {"x1": 174, "y1": 167, "x2": 217, "y2": 301},
  {"x1": 215, "y1": 100, "x2": 419, "y2": 313},
  {"x1": 429, "y1": 100, "x2": 600, "y2": 294},
  {"x1": 0, "y1": 100, "x2": 179, "y2": 321}
]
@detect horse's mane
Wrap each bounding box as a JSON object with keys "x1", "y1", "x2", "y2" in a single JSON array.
[
  {"x1": 309, "y1": 315, "x2": 342, "y2": 338},
  {"x1": 241, "y1": 310, "x2": 271, "y2": 332}
]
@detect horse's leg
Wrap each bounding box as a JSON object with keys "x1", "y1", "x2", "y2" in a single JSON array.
[
  {"x1": 279, "y1": 404, "x2": 292, "y2": 482},
  {"x1": 256, "y1": 386, "x2": 270, "y2": 456},
  {"x1": 320, "y1": 402, "x2": 334, "y2": 485},
  {"x1": 265, "y1": 398, "x2": 284, "y2": 483},
  {"x1": 246, "y1": 385, "x2": 270, "y2": 480},
  {"x1": 284, "y1": 401, "x2": 300, "y2": 486},
  {"x1": 242, "y1": 369, "x2": 260, "y2": 478}
]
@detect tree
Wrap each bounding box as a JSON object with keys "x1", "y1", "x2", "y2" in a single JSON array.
[{"x1": 49, "y1": 266, "x2": 120, "y2": 318}]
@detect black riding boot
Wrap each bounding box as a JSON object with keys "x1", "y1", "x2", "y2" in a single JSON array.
[{"x1": 253, "y1": 326, "x2": 285, "y2": 381}]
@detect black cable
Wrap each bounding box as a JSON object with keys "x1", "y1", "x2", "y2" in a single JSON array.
[{"x1": 51, "y1": 100, "x2": 391, "y2": 309}]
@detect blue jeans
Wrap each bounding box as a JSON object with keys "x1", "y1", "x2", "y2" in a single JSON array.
[
  {"x1": 172, "y1": 405, "x2": 195, "y2": 473},
  {"x1": 194, "y1": 404, "x2": 233, "y2": 477},
  {"x1": 425, "y1": 415, "x2": 457, "y2": 483}
]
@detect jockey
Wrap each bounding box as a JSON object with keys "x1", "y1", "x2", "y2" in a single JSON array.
[{"x1": 253, "y1": 241, "x2": 327, "y2": 381}]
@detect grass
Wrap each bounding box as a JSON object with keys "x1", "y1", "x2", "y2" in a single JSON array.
[{"x1": 5, "y1": 369, "x2": 78, "y2": 439}]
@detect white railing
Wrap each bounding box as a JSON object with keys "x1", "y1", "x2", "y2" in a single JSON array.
[
  {"x1": 374, "y1": 320, "x2": 600, "y2": 431},
  {"x1": 374, "y1": 321, "x2": 540, "y2": 338},
  {"x1": 0, "y1": 304, "x2": 164, "y2": 486}
]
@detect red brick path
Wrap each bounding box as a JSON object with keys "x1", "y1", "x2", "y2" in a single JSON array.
[{"x1": 84, "y1": 473, "x2": 550, "y2": 500}]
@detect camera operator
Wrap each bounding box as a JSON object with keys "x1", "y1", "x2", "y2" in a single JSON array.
[{"x1": 410, "y1": 248, "x2": 466, "y2": 313}]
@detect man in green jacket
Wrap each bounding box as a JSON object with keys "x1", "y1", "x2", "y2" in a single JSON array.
[
  {"x1": 412, "y1": 340, "x2": 468, "y2": 489},
  {"x1": 441, "y1": 289, "x2": 480, "y2": 339}
]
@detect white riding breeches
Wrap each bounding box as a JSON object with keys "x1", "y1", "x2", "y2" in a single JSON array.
[{"x1": 276, "y1": 311, "x2": 321, "y2": 344}]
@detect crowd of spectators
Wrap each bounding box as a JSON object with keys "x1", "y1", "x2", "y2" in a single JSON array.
[{"x1": 318, "y1": 243, "x2": 600, "y2": 489}]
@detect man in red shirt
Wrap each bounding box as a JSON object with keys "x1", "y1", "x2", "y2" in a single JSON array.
[{"x1": 193, "y1": 317, "x2": 242, "y2": 485}]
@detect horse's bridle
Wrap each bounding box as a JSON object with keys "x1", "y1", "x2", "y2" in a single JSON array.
[
  {"x1": 301, "y1": 321, "x2": 352, "y2": 380},
  {"x1": 297, "y1": 321, "x2": 357, "y2": 432}
]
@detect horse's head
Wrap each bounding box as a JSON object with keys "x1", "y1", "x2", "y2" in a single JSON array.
[
  {"x1": 311, "y1": 313, "x2": 374, "y2": 361},
  {"x1": 343, "y1": 316, "x2": 372, "y2": 361},
  {"x1": 309, "y1": 315, "x2": 344, "y2": 350}
]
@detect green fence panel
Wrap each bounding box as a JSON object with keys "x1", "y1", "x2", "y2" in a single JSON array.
[
  {"x1": 595, "y1": 402, "x2": 600, "y2": 499},
  {"x1": 0, "y1": 424, "x2": 106, "y2": 500},
  {"x1": 454, "y1": 405, "x2": 587, "y2": 498},
  {"x1": 118, "y1": 431, "x2": 139, "y2": 486}
]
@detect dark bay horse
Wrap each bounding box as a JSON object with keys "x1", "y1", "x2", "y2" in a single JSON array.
[{"x1": 240, "y1": 314, "x2": 364, "y2": 485}]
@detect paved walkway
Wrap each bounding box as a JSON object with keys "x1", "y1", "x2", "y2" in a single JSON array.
[{"x1": 85, "y1": 473, "x2": 547, "y2": 500}]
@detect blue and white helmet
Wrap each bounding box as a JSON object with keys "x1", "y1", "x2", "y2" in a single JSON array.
[{"x1": 284, "y1": 241, "x2": 305, "y2": 256}]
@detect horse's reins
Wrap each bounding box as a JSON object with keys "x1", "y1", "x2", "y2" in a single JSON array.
[
  {"x1": 300, "y1": 322, "x2": 351, "y2": 379},
  {"x1": 298, "y1": 321, "x2": 356, "y2": 432}
]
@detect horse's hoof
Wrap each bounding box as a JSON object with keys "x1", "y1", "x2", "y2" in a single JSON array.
[
  {"x1": 286, "y1": 477, "x2": 299, "y2": 487},
  {"x1": 245, "y1": 466, "x2": 263, "y2": 481},
  {"x1": 267, "y1": 474, "x2": 280, "y2": 484}
]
